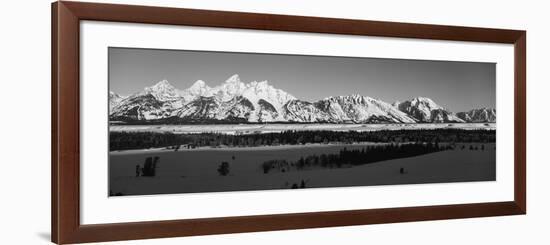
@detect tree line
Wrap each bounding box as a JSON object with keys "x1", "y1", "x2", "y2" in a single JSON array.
[
  {"x1": 261, "y1": 142, "x2": 450, "y2": 173},
  {"x1": 109, "y1": 129, "x2": 495, "y2": 151}
]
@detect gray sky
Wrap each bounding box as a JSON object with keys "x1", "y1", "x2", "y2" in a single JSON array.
[{"x1": 109, "y1": 47, "x2": 495, "y2": 112}]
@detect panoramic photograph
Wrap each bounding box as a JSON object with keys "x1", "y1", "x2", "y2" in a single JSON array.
[{"x1": 108, "y1": 47, "x2": 496, "y2": 197}]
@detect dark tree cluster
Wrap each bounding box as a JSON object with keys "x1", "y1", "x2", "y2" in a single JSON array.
[
  {"x1": 110, "y1": 132, "x2": 182, "y2": 151},
  {"x1": 218, "y1": 162, "x2": 230, "y2": 176},
  {"x1": 109, "y1": 129, "x2": 495, "y2": 151},
  {"x1": 261, "y1": 142, "x2": 450, "y2": 173},
  {"x1": 136, "y1": 156, "x2": 159, "y2": 177}
]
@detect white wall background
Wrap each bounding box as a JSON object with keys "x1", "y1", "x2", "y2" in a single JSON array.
[{"x1": 0, "y1": 0, "x2": 547, "y2": 244}]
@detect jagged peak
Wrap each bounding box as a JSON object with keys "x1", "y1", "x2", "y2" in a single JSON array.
[
  {"x1": 140, "y1": 79, "x2": 181, "y2": 101},
  {"x1": 464, "y1": 107, "x2": 496, "y2": 113},
  {"x1": 151, "y1": 79, "x2": 173, "y2": 88},
  {"x1": 456, "y1": 107, "x2": 496, "y2": 123},
  {"x1": 250, "y1": 80, "x2": 270, "y2": 87},
  {"x1": 189, "y1": 80, "x2": 209, "y2": 90},
  {"x1": 478, "y1": 107, "x2": 495, "y2": 111},
  {"x1": 224, "y1": 74, "x2": 241, "y2": 84},
  {"x1": 109, "y1": 91, "x2": 127, "y2": 98},
  {"x1": 407, "y1": 96, "x2": 442, "y2": 109},
  {"x1": 323, "y1": 94, "x2": 378, "y2": 102},
  {"x1": 192, "y1": 79, "x2": 206, "y2": 86},
  {"x1": 144, "y1": 80, "x2": 177, "y2": 94},
  {"x1": 411, "y1": 96, "x2": 435, "y2": 103}
]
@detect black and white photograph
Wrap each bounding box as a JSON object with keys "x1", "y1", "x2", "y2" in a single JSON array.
[{"x1": 108, "y1": 47, "x2": 496, "y2": 196}]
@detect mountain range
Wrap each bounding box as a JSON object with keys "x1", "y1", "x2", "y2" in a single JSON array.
[{"x1": 109, "y1": 74, "x2": 496, "y2": 124}]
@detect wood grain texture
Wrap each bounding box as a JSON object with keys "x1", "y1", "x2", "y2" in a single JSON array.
[
  {"x1": 52, "y1": 1, "x2": 81, "y2": 243},
  {"x1": 51, "y1": 1, "x2": 527, "y2": 244},
  {"x1": 61, "y1": 1, "x2": 524, "y2": 43},
  {"x1": 51, "y1": 2, "x2": 58, "y2": 243},
  {"x1": 70, "y1": 202, "x2": 522, "y2": 244},
  {"x1": 514, "y1": 33, "x2": 527, "y2": 213}
]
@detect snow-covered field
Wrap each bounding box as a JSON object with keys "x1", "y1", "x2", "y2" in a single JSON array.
[
  {"x1": 109, "y1": 143, "x2": 495, "y2": 196},
  {"x1": 110, "y1": 123, "x2": 495, "y2": 135}
]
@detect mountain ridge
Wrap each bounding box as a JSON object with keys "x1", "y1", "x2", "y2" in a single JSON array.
[{"x1": 110, "y1": 74, "x2": 495, "y2": 124}]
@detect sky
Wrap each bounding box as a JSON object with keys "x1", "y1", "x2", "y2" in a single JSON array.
[{"x1": 109, "y1": 47, "x2": 495, "y2": 112}]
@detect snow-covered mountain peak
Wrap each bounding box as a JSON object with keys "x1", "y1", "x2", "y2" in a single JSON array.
[
  {"x1": 109, "y1": 91, "x2": 127, "y2": 101},
  {"x1": 241, "y1": 79, "x2": 296, "y2": 119},
  {"x1": 224, "y1": 74, "x2": 242, "y2": 84},
  {"x1": 190, "y1": 79, "x2": 206, "y2": 87},
  {"x1": 188, "y1": 80, "x2": 210, "y2": 93},
  {"x1": 410, "y1": 97, "x2": 441, "y2": 109},
  {"x1": 149, "y1": 79, "x2": 174, "y2": 90},
  {"x1": 145, "y1": 79, "x2": 175, "y2": 92},
  {"x1": 142, "y1": 79, "x2": 181, "y2": 101},
  {"x1": 213, "y1": 74, "x2": 247, "y2": 101},
  {"x1": 109, "y1": 75, "x2": 493, "y2": 124},
  {"x1": 249, "y1": 80, "x2": 271, "y2": 89},
  {"x1": 180, "y1": 80, "x2": 213, "y2": 100},
  {"x1": 247, "y1": 80, "x2": 294, "y2": 99},
  {"x1": 414, "y1": 96, "x2": 431, "y2": 100},
  {"x1": 328, "y1": 94, "x2": 375, "y2": 104},
  {"x1": 109, "y1": 91, "x2": 126, "y2": 111},
  {"x1": 312, "y1": 94, "x2": 416, "y2": 123},
  {"x1": 178, "y1": 79, "x2": 214, "y2": 102},
  {"x1": 395, "y1": 97, "x2": 464, "y2": 123},
  {"x1": 456, "y1": 108, "x2": 496, "y2": 123}
]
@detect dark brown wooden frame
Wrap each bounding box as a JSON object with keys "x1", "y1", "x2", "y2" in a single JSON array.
[{"x1": 52, "y1": 1, "x2": 526, "y2": 244}]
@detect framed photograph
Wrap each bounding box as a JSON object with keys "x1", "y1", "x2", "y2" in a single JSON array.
[{"x1": 52, "y1": 1, "x2": 526, "y2": 244}]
